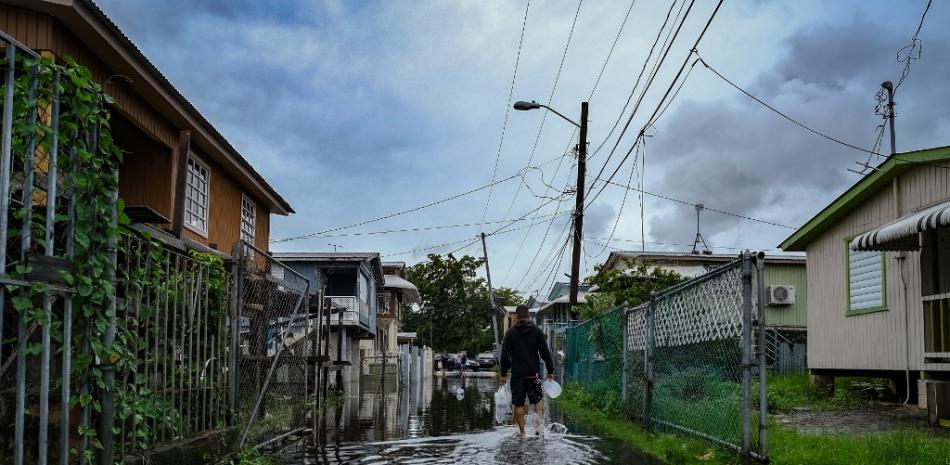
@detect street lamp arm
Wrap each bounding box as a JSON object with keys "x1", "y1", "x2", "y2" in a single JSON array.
[{"x1": 538, "y1": 104, "x2": 581, "y2": 129}]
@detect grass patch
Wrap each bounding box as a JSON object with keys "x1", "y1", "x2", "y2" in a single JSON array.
[
  {"x1": 769, "y1": 423, "x2": 950, "y2": 465},
  {"x1": 557, "y1": 385, "x2": 737, "y2": 465},
  {"x1": 560, "y1": 379, "x2": 950, "y2": 465},
  {"x1": 768, "y1": 374, "x2": 885, "y2": 412},
  {"x1": 221, "y1": 447, "x2": 279, "y2": 465}
]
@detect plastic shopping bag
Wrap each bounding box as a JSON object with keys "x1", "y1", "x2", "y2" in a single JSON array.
[{"x1": 494, "y1": 383, "x2": 512, "y2": 424}]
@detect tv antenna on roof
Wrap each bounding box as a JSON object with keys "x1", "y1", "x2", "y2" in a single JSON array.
[{"x1": 691, "y1": 204, "x2": 711, "y2": 255}]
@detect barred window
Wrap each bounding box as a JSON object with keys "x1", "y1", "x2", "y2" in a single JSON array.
[
  {"x1": 185, "y1": 157, "x2": 210, "y2": 235},
  {"x1": 241, "y1": 194, "x2": 256, "y2": 244}
]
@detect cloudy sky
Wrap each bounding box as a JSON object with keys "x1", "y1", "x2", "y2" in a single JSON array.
[{"x1": 97, "y1": 0, "x2": 948, "y2": 297}]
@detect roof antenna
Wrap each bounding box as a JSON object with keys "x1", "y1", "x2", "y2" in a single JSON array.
[{"x1": 691, "y1": 204, "x2": 711, "y2": 255}]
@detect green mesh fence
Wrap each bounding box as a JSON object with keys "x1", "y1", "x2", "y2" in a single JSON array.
[
  {"x1": 565, "y1": 255, "x2": 767, "y2": 461},
  {"x1": 565, "y1": 307, "x2": 626, "y2": 414}
]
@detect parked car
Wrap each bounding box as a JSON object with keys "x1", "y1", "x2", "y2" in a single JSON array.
[
  {"x1": 476, "y1": 352, "x2": 497, "y2": 371},
  {"x1": 433, "y1": 353, "x2": 453, "y2": 371}
]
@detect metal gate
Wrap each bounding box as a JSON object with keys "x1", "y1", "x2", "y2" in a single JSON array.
[
  {"x1": 231, "y1": 240, "x2": 314, "y2": 448},
  {"x1": 566, "y1": 251, "x2": 769, "y2": 461}
]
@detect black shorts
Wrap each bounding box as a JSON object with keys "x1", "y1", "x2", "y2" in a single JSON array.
[{"x1": 510, "y1": 376, "x2": 543, "y2": 407}]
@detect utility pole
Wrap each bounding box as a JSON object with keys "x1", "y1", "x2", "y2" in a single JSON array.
[
  {"x1": 480, "y1": 232, "x2": 500, "y2": 354},
  {"x1": 569, "y1": 102, "x2": 589, "y2": 306},
  {"x1": 881, "y1": 81, "x2": 896, "y2": 154}
]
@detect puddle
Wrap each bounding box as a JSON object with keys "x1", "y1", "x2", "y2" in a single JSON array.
[{"x1": 277, "y1": 375, "x2": 659, "y2": 464}]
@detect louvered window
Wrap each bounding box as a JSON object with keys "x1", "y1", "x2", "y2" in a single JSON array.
[{"x1": 847, "y1": 245, "x2": 886, "y2": 313}]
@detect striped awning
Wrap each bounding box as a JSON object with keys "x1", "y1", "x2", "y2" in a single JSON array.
[{"x1": 850, "y1": 199, "x2": 950, "y2": 251}]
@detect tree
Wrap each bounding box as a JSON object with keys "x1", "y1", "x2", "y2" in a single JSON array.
[
  {"x1": 579, "y1": 259, "x2": 685, "y2": 320},
  {"x1": 402, "y1": 253, "x2": 522, "y2": 355}
]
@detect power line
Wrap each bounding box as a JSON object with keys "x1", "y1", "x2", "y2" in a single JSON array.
[
  {"x1": 586, "y1": 0, "x2": 690, "y2": 186},
  {"x1": 894, "y1": 0, "x2": 932, "y2": 94},
  {"x1": 501, "y1": 0, "x2": 584, "y2": 220},
  {"x1": 482, "y1": 0, "x2": 533, "y2": 225},
  {"x1": 694, "y1": 53, "x2": 950, "y2": 172},
  {"x1": 695, "y1": 53, "x2": 884, "y2": 157},
  {"x1": 274, "y1": 210, "x2": 569, "y2": 242},
  {"x1": 272, "y1": 154, "x2": 564, "y2": 243},
  {"x1": 585, "y1": 237, "x2": 778, "y2": 253},
  {"x1": 586, "y1": 0, "x2": 725, "y2": 209},
  {"x1": 383, "y1": 214, "x2": 559, "y2": 259},
  {"x1": 588, "y1": 142, "x2": 640, "y2": 258},
  {"x1": 593, "y1": 175, "x2": 796, "y2": 229},
  {"x1": 500, "y1": 145, "x2": 577, "y2": 285},
  {"x1": 587, "y1": 0, "x2": 638, "y2": 101}
]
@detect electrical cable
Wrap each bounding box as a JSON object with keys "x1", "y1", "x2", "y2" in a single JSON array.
[
  {"x1": 500, "y1": 0, "x2": 584, "y2": 220},
  {"x1": 272, "y1": 154, "x2": 565, "y2": 244},
  {"x1": 592, "y1": 174, "x2": 796, "y2": 229},
  {"x1": 481, "y1": 0, "x2": 533, "y2": 225},
  {"x1": 586, "y1": 0, "x2": 725, "y2": 209}
]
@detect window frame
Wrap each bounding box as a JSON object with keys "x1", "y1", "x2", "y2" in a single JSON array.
[
  {"x1": 184, "y1": 155, "x2": 211, "y2": 238},
  {"x1": 240, "y1": 193, "x2": 257, "y2": 245},
  {"x1": 844, "y1": 235, "x2": 888, "y2": 317}
]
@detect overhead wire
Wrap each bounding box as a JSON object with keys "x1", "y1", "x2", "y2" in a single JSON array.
[
  {"x1": 272, "y1": 154, "x2": 566, "y2": 244},
  {"x1": 481, "y1": 0, "x2": 533, "y2": 225},
  {"x1": 694, "y1": 53, "x2": 950, "y2": 171},
  {"x1": 586, "y1": 0, "x2": 724, "y2": 210},
  {"x1": 501, "y1": 0, "x2": 584, "y2": 220},
  {"x1": 593, "y1": 174, "x2": 796, "y2": 229}
]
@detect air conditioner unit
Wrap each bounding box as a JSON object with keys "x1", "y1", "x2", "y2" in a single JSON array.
[{"x1": 767, "y1": 285, "x2": 795, "y2": 306}]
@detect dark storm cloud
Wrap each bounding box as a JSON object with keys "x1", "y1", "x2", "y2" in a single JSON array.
[{"x1": 646, "y1": 11, "x2": 950, "y2": 249}]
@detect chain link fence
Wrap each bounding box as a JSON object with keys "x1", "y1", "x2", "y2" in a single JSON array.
[
  {"x1": 565, "y1": 252, "x2": 769, "y2": 461},
  {"x1": 232, "y1": 241, "x2": 313, "y2": 448}
]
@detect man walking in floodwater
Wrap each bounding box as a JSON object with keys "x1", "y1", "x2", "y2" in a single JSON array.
[{"x1": 499, "y1": 304, "x2": 555, "y2": 438}]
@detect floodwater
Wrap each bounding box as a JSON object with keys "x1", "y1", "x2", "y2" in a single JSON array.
[{"x1": 277, "y1": 375, "x2": 659, "y2": 464}]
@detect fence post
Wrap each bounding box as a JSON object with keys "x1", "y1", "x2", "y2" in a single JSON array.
[
  {"x1": 755, "y1": 253, "x2": 769, "y2": 460},
  {"x1": 740, "y1": 251, "x2": 753, "y2": 461},
  {"x1": 97, "y1": 164, "x2": 118, "y2": 465},
  {"x1": 643, "y1": 298, "x2": 655, "y2": 429},
  {"x1": 228, "y1": 242, "x2": 243, "y2": 426},
  {"x1": 621, "y1": 307, "x2": 628, "y2": 405}
]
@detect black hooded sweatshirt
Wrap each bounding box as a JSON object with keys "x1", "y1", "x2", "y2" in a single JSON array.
[{"x1": 500, "y1": 320, "x2": 555, "y2": 378}]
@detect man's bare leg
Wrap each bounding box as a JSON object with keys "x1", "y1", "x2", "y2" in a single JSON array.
[
  {"x1": 514, "y1": 405, "x2": 526, "y2": 437},
  {"x1": 534, "y1": 402, "x2": 543, "y2": 433}
]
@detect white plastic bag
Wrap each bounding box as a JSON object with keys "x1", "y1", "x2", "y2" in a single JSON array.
[{"x1": 494, "y1": 384, "x2": 512, "y2": 424}]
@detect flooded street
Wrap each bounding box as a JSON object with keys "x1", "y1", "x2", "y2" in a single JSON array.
[{"x1": 278, "y1": 376, "x2": 659, "y2": 464}]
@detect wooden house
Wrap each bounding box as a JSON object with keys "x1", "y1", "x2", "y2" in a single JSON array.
[
  {"x1": 273, "y1": 252, "x2": 383, "y2": 387},
  {"x1": 0, "y1": 0, "x2": 293, "y2": 256},
  {"x1": 780, "y1": 146, "x2": 950, "y2": 422}
]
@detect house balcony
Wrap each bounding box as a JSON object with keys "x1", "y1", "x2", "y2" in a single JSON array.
[{"x1": 327, "y1": 295, "x2": 376, "y2": 337}]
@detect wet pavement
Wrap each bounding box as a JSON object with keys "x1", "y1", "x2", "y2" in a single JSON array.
[{"x1": 278, "y1": 375, "x2": 659, "y2": 464}]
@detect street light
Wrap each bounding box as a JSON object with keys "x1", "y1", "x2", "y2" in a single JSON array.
[
  {"x1": 513, "y1": 101, "x2": 581, "y2": 129},
  {"x1": 513, "y1": 99, "x2": 589, "y2": 306}
]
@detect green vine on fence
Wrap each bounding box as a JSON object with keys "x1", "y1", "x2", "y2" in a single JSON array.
[{"x1": 0, "y1": 53, "x2": 230, "y2": 462}]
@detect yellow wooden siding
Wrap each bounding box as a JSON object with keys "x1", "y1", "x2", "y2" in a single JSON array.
[
  {"x1": 0, "y1": 4, "x2": 273, "y2": 254},
  {"x1": 806, "y1": 164, "x2": 950, "y2": 372}
]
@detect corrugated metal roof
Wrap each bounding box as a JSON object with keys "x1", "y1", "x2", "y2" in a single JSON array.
[{"x1": 273, "y1": 252, "x2": 380, "y2": 262}]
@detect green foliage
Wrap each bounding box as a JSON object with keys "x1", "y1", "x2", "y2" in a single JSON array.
[
  {"x1": 223, "y1": 448, "x2": 278, "y2": 465},
  {"x1": 576, "y1": 292, "x2": 616, "y2": 321},
  {"x1": 402, "y1": 253, "x2": 522, "y2": 354},
  {"x1": 583, "y1": 260, "x2": 684, "y2": 312},
  {"x1": 1, "y1": 54, "x2": 233, "y2": 459},
  {"x1": 557, "y1": 384, "x2": 734, "y2": 465},
  {"x1": 562, "y1": 377, "x2": 950, "y2": 465},
  {"x1": 767, "y1": 374, "x2": 887, "y2": 412}
]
